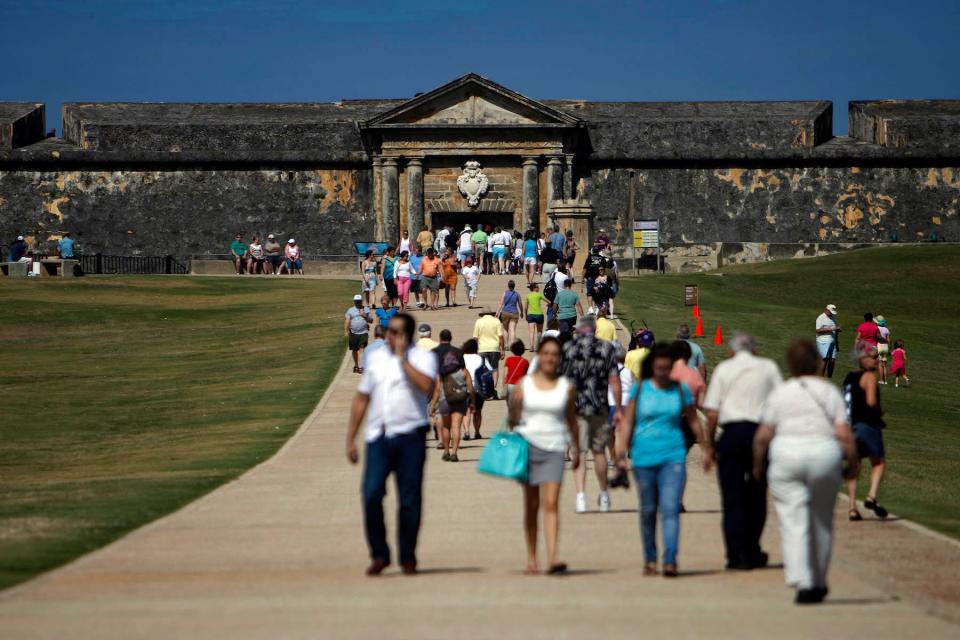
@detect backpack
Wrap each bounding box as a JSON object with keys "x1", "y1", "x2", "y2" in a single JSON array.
[
  {"x1": 543, "y1": 278, "x2": 558, "y2": 302},
  {"x1": 475, "y1": 360, "x2": 496, "y2": 400},
  {"x1": 442, "y1": 369, "x2": 469, "y2": 403}
]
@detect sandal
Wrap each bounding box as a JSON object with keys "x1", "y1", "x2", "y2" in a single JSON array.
[
  {"x1": 547, "y1": 563, "x2": 568, "y2": 575},
  {"x1": 848, "y1": 509, "x2": 863, "y2": 521},
  {"x1": 864, "y1": 497, "x2": 888, "y2": 519},
  {"x1": 352, "y1": 366, "x2": 360, "y2": 373}
]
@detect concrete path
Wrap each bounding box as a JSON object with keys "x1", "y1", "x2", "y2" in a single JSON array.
[{"x1": 1, "y1": 275, "x2": 957, "y2": 639}]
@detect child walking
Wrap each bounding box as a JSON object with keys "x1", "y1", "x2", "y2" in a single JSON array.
[{"x1": 891, "y1": 339, "x2": 910, "y2": 387}]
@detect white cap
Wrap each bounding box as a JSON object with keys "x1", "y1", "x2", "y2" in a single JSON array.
[
  {"x1": 267, "y1": 233, "x2": 275, "y2": 239},
  {"x1": 353, "y1": 294, "x2": 363, "y2": 301},
  {"x1": 826, "y1": 304, "x2": 837, "y2": 314},
  {"x1": 16, "y1": 235, "x2": 24, "y2": 241},
  {"x1": 288, "y1": 238, "x2": 296, "y2": 244}
]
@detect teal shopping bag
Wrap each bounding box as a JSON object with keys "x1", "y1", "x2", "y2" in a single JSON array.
[{"x1": 478, "y1": 431, "x2": 529, "y2": 483}]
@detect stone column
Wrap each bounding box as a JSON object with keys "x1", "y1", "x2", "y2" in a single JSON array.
[
  {"x1": 564, "y1": 154, "x2": 575, "y2": 199},
  {"x1": 546, "y1": 199, "x2": 595, "y2": 274},
  {"x1": 406, "y1": 157, "x2": 424, "y2": 240},
  {"x1": 522, "y1": 156, "x2": 540, "y2": 231},
  {"x1": 381, "y1": 157, "x2": 399, "y2": 245},
  {"x1": 372, "y1": 156, "x2": 383, "y2": 241},
  {"x1": 546, "y1": 156, "x2": 563, "y2": 209}
]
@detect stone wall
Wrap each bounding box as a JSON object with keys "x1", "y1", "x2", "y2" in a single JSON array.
[
  {"x1": 582, "y1": 165, "x2": 960, "y2": 261},
  {"x1": 0, "y1": 168, "x2": 373, "y2": 256}
]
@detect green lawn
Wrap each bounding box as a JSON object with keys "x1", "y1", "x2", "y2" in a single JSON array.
[
  {"x1": 0, "y1": 276, "x2": 355, "y2": 590},
  {"x1": 615, "y1": 245, "x2": 960, "y2": 538}
]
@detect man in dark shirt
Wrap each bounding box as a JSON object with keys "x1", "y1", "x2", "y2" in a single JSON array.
[
  {"x1": 8, "y1": 236, "x2": 28, "y2": 262},
  {"x1": 582, "y1": 247, "x2": 609, "y2": 307},
  {"x1": 562, "y1": 315, "x2": 622, "y2": 513}
]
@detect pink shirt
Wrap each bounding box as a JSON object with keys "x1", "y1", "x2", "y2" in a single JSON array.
[
  {"x1": 670, "y1": 360, "x2": 705, "y2": 408},
  {"x1": 856, "y1": 321, "x2": 880, "y2": 346},
  {"x1": 891, "y1": 348, "x2": 906, "y2": 370}
]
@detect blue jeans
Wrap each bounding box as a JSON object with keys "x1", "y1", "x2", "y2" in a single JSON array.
[
  {"x1": 634, "y1": 461, "x2": 686, "y2": 565},
  {"x1": 362, "y1": 426, "x2": 428, "y2": 565}
]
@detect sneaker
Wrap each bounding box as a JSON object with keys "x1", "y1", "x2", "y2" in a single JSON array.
[
  {"x1": 575, "y1": 493, "x2": 587, "y2": 513},
  {"x1": 598, "y1": 492, "x2": 611, "y2": 513}
]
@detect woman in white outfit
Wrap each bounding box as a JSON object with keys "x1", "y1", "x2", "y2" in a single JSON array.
[
  {"x1": 753, "y1": 338, "x2": 859, "y2": 605},
  {"x1": 508, "y1": 336, "x2": 580, "y2": 575}
]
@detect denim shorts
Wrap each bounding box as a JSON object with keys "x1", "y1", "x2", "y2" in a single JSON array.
[{"x1": 854, "y1": 422, "x2": 885, "y2": 459}]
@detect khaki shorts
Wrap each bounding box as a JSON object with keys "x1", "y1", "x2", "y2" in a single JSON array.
[
  {"x1": 578, "y1": 415, "x2": 611, "y2": 453},
  {"x1": 877, "y1": 343, "x2": 890, "y2": 362}
]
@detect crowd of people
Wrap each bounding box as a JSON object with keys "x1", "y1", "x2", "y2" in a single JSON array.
[
  {"x1": 354, "y1": 224, "x2": 622, "y2": 339},
  {"x1": 344, "y1": 276, "x2": 905, "y2": 606},
  {"x1": 228, "y1": 232, "x2": 304, "y2": 275}
]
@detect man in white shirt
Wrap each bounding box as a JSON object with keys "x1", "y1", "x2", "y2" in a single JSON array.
[
  {"x1": 703, "y1": 331, "x2": 783, "y2": 571},
  {"x1": 346, "y1": 313, "x2": 437, "y2": 576},
  {"x1": 815, "y1": 304, "x2": 840, "y2": 378},
  {"x1": 457, "y1": 225, "x2": 474, "y2": 263}
]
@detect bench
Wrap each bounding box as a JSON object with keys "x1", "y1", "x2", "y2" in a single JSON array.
[
  {"x1": 1, "y1": 262, "x2": 29, "y2": 277},
  {"x1": 39, "y1": 259, "x2": 78, "y2": 277}
]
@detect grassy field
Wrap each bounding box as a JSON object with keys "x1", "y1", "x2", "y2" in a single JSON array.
[
  {"x1": 0, "y1": 276, "x2": 355, "y2": 590},
  {"x1": 615, "y1": 245, "x2": 960, "y2": 538}
]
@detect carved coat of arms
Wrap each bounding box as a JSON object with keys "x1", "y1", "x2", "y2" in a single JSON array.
[{"x1": 456, "y1": 160, "x2": 489, "y2": 208}]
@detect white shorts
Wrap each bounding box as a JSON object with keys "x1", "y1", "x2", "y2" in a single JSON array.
[
  {"x1": 524, "y1": 257, "x2": 537, "y2": 266},
  {"x1": 465, "y1": 281, "x2": 478, "y2": 297}
]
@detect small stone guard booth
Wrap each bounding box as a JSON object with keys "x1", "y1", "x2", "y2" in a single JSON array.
[{"x1": 1, "y1": 73, "x2": 958, "y2": 271}]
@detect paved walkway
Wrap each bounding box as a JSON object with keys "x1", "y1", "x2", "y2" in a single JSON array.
[{"x1": 1, "y1": 275, "x2": 958, "y2": 639}]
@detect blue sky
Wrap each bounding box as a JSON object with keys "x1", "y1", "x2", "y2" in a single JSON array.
[{"x1": 2, "y1": 0, "x2": 959, "y2": 135}]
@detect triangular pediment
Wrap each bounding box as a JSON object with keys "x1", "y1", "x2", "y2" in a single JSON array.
[{"x1": 365, "y1": 73, "x2": 580, "y2": 127}]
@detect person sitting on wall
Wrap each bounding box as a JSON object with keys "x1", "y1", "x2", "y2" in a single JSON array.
[
  {"x1": 284, "y1": 238, "x2": 304, "y2": 275},
  {"x1": 230, "y1": 232, "x2": 248, "y2": 275},
  {"x1": 58, "y1": 231, "x2": 76, "y2": 260},
  {"x1": 247, "y1": 233, "x2": 267, "y2": 274},
  {"x1": 8, "y1": 235, "x2": 28, "y2": 263},
  {"x1": 264, "y1": 234, "x2": 283, "y2": 275}
]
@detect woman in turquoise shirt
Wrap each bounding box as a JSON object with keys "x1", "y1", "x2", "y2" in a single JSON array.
[{"x1": 616, "y1": 344, "x2": 711, "y2": 577}]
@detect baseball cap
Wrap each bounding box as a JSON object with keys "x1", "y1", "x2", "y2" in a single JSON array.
[
  {"x1": 418, "y1": 323, "x2": 432, "y2": 335},
  {"x1": 826, "y1": 304, "x2": 837, "y2": 314},
  {"x1": 288, "y1": 238, "x2": 296, "y2": 244},
  {"x1": 267, "y1": 233, "x2": 275, "y2": 239},
  {"x1": 637, "y1": 330, "x2": 655, "y2": 348},
  {"x1": 16, "y1": 235, "x2": 23, "y2": 241},
  {"x1": 353, "y1": 294, "x2": 363, "y2": 302},
  {"x1": 875, "y1": 315, "x2": 887, "y2": 327},
  {"x1": 577, "y1": 314, "x2": 597, "y2": 329}
]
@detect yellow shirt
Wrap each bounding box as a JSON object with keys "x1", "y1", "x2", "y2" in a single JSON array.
[
  {"x1": 473, "y1": 315, "x2": 503, "y2": 353},
  {"x1": 624, "y1": 347, "x2": 650, "y2": 379},
  {"x1": 596, "y1": 317, "x2": 617, "y2": 342},
  {"x1": 416, "y1": 230, "x2": 434, "y2": 250},
  {"x1": 416, "y1": 337, "x2": 439, "y2": 351}
]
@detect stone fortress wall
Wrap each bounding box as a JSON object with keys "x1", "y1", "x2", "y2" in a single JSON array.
[{"x1": 0, "y1": 75, "x2": 957, "y2": 271}]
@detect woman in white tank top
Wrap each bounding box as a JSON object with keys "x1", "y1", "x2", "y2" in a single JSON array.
[{"x1": 508, "y1": 336, "x2": 579, "y2": 575}]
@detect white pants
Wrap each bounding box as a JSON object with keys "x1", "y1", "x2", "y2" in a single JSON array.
[{"x1": 768, "y1": 437, "x2": 842, "y2": 590}]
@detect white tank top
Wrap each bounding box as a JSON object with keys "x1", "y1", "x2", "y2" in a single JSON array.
[
  {"x1": 395, "y1": 261, "x2": 412, "y2": 278},
  {"x1": 516, "y1": 375, "x2": 570, "y2": 452}
]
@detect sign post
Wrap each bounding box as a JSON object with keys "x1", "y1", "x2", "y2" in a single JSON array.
[
  {"x1": 632, "y1": 219, "x2": 660, "y2": 274},
  {"x1": 684, "y1": 284, "x2": 699, "y2": 307}
]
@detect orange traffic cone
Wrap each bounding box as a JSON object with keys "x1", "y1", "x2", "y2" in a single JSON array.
[
  {"x1": 714, "y1": 324, "x2": 724, "y2": 345},
  {"x1": 692, "y1": 305, "x2": 700, "y2": 318},
  {"x1": 694, "y1": 317, "x2": 704, "y2": 337}
]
